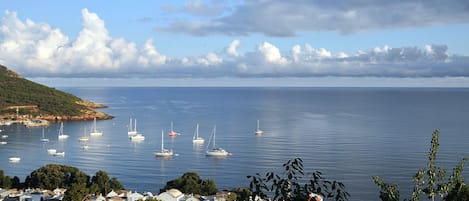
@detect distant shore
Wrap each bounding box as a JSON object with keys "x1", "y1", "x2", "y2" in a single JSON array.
[{"x1": 0, "y1": 99, "x2": 113, "y2": 122}]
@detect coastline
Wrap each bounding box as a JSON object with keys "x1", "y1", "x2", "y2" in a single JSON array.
[{"x1": 0, "y1": 99, "x2": 113, "y2": 122}]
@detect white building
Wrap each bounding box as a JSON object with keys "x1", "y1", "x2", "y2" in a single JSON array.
[{"x1": 157, "y1": 189, "x2": 184, "y2": 201}]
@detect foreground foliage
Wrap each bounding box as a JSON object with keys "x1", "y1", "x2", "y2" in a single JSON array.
[
  {"x1": 160, "y1": 172, "x2": 218, "y2": 195},
  {"x1": 373, "y1": 129, "x2": 468, "y2": 201},
  {"x1": 1, "y1": 164, "x2": 124, "y2": 201},
  {"x1": 247, "y1": 157, "x2": 350, "y2": 201}
]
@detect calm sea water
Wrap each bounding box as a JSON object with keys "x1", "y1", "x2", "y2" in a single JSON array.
[{"x1": 1, "y1": 87, "x2": 468, "y2": 200}]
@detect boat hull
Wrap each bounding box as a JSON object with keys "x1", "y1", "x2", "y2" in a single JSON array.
[
  {"x1": 206, "y1": 148, "x2": 230, "y2": 157},
  {"x1": 154, "y1": 151, "x2": 174, "y2": 157},
  {"x1": 90, "y1": 132, "x2": 103, "y2": 136}
]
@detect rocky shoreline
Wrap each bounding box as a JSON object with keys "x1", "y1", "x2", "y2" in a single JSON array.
[{"x1": 0, "y1": 99, "x2": 113, "y2": 121}]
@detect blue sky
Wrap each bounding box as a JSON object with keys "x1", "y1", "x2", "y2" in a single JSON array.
[{"x1": 1, "y1": 0, "x2": 469, "y2": 87}]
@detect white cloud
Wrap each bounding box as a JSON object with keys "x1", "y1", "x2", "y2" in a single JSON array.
[
  {"x1": 226, "y1": 39, "x2": 240, "y2": 57},
  {"x1": 0, "y1": 9, "x2": 468, "y2": 79},
  {"x1": 257, "y1": 42, "x2": 287, "y2": 65},
  {"x1": 196, "y1": 52, "x2": 222, "y2": 66},
  {"x1": 0, "y1": 9, "x2": 167, "y2": 76},
  {"x1": 138, "y1": 39, "x2": 167, "y2": 67},
  {"x1": 291, "y1": 45, "x2": 301, "y2": 63},
  {"x1": 337, "y1": 52, "x2": 349, "y2": 59}
]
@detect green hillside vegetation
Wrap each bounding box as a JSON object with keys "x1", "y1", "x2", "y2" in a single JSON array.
[{"x1": 0, "y1": 64, "x2": 110, "y2": 119}]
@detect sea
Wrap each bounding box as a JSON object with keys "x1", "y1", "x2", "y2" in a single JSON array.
[{"x1": 0, "y1": 87, "x2": 468, "y2": 200}]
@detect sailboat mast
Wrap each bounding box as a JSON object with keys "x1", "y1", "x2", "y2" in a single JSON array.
[
  {"x1": 257, "y1": 120, "x2": 260, "y2": 130},
  {"x1": 196, "y1": 124, "x2": 199, "y2": 138},
  {"x1": 161, "y1": 130, "x2": 164, "y2": 151},
  {"x1": 129, "y1": 118, "x2": 132, "y2": 132},
  {"x1": 213, "y1": 126, "x2": 216, "y2": 148},
  {"x1": 134, "y1": 119, "x2": 137, "y2": 132}
]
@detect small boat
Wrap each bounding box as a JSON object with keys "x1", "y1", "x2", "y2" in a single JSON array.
[
  {"x1": 128, "y1": 118, "x2": 138, "y2": 136},
  {"x1": 47, "y1": 149, "x2": 57, "y2": 155},
  {"x1": 53, "y1": 152, "x2": 65, "y2": 157},
  {"x1": 255, "y1": 120, "x2": 264, "y2": 135},
  {"x1": 58, "y1": 122, "x2": 69, "y2": 140},
  {"x1": 0, "y1": 141, "x2": 7, "y2": 145},
  {"x1": 192, "y1": 124, "x2": 204, "y2": 144},
  {"x1": 83, "y1": 143, "x2": 89, "y2": 150},
  {"x1": 168, "y1": 121, "x2": 179, "y2": 137},
  {"x1": 206, "y1": 126, "x2": 230, "y2": 157},
  {"x1": 154, "y1": 130, "x2": 173, "y2": 157},
  {"x1": 90, "y1": 118, "x2": 103, "y2": 136},
  {"x1": 130, "y1": 133, "x2": 145, "y2": 141},
  {"x1": 78, "y1": 126, "x2": 89, "y2": 142},
  {"x1": 40, "y1": 128, "x2": 49, "y2": 142},
  {"x1": 9, "y1": 157, "x2": 21, "y2": 163},
  {"x1": 1, "y1": 134, "x2": 8, "y2": 138}
]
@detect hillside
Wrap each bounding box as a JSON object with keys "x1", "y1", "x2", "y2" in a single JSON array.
[{"x1": 0, "y1": 64, "x2": 112, "y2": 121}]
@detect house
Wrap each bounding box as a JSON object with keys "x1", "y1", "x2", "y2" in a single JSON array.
[
  {"x1": 126, "y1": 191, "x2": 144, "y2": 201},
  {"x1": 157, "y1": 189, "x2": 184, "y2": 201}
]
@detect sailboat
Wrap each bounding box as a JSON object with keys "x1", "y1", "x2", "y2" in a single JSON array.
[
  {"x1": 192, "y1": 123, "x2": 204, "y2": 143},
  {"x1": 58, "y1": 122, "x2": 69, "y2": 140},
  {"x1": 206, "y1": 126, "x2": 230, "y2": 157},
  {"x1": 255, "y1": 120, "x2": 264, "y2": 135},
  {"x1": 78, "y1": 126, "x2": 90, "y2": 142},
  {"x1": 40, "y1": 128, "x2": 49, "y2": 142},
  {"x1": 130, "y1": 133, "x2": 145, "y2": 141},
  {"x1": 9, "y1": 157, "x2": 21, "y2": 163},
  {"x1": 154, "y1": 130, "x2": 173, "y2": 157},
  {"x1": 129, "y1": 119, "x2": 145, "y2": 141},
  {"x1": 128, "y1": 118, "x2": 138, "y2": 136},
  {"x1": 168, "y1": 121, "x2": 179, "y2": 137},
  {"x1": 90, "y1": 117, "x2": 103, "y2": 136}
]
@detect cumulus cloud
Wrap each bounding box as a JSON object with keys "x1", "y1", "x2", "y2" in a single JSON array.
[
  {"x1": 138, "y1": 39, "x2": 166, "y2": 67},
  {"x1": 1, "y1": 9, "x2": 469, "y2": 79},
  {"x1": 159, "y1": 0, "x2": 469, "y2": 36},
  {"x1": 257, "y1": 42, "x2": 288, "y2": 65},
  {"x1": 0, "y1": 9, "x2": 168, "y2": 76},
  {"x1": 226, "y1": 39, "x2": 240, "y2": 57}
]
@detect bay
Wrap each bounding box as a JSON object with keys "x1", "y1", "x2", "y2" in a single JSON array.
[{"x1": 1, "y1": 87, "x2": 468, "y2": 200}]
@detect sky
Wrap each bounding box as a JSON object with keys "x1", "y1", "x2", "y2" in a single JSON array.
[{"x1": 1, "y1": 0, "x2": 469, "y2": 87}]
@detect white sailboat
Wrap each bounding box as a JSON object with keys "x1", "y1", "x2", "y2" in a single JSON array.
[
  {"x1": 58, "y1": 122, "x2": 69, "y2": 140},
  {"x1": 40, "y1": 128, "x2": 49, "y2": 142},
  {"x1": 47, "y1": 149, "x2": 57, "y2": 155},
  {"x1": 192, "y1": 124, "x2": 204, "y2": 143},
  {"x1": 90, "y1": 117, "x2": 103, "y2": 136},
  {"x1": 155, "y1": 130, "x2": 173, "y2": 157},
  {"x1": 130, "y1": 133, "x2": 145, "y2": 141},
  {"x1": 128, "y1": 118, "x2": 138, "y2": 136},
  {"x1": 53, "y1": 151, "x2": 65, "y2": 157},
  {"x1": 78, "y1": 126, "x2": 90, "y2": 142},
  {"x1": 9, "y1": 157, "x2": 21, "y2": 163},
  {"x1": 206, "y1": 126, "x2": 230, "y2": 157},
  {"x1": 168, "y1": 121, "x2": 179, "y2": 137},
  {"x1": 255, "y1": 120, "x2": 264, "y2": 135}
]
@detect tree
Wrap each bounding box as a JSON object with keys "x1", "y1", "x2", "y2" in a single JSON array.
[
  {"x1": 445, "y1": 183, "x2": 469, "y2": 201},
  {"x1": 231, "y1": 187, "x2": 252, "y2": 201},
  {"x1": 161, "y1": 172, "x2": 218, "y2": 195},
  {"x1": 247, "y1": 158, "x2": 350, "y2": 201},
  {"x1": 22, "y1": 164, "x2": 124, "y2": 201},
  {"x1": 109, "y1": 177, "x2": 124, "y2": 191},
  {"x1": 90, "y1": 170, "x2": 110, "y2": 195},
  {"x1": 0, "y1": 170, "x2": 11, "y2": 189},
  {"x1": 373, "y1": 129, "x2": 468, "y2": 201}
]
